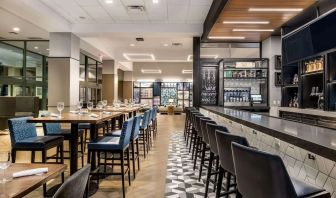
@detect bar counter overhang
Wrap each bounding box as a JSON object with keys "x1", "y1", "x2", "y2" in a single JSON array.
[{"x1": 200, "y1": 106, "x2": 336, "y2": 195}]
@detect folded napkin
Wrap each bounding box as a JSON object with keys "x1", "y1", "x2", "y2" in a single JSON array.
[
  {"x1": 103, "y1": 111, "x2": 111, "y2": 114},
  {"x1": 70, "y1": 110, "x2": 79, "y2": 114},
  {"x1": 90, "y1": 114, "x2": 99, "y2": 118},
  {"x1": 50, "y1": 113, "x2": 59, "y2": 117},
  {"x1": 13, "y1": 168, "x2": 48, "y2": 178}
]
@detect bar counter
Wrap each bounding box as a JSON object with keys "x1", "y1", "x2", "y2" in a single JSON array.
[{"x1": 200, "y1": 106, "x2": 336, "y2": 196}]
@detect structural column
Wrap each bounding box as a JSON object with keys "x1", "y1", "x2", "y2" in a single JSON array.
[
  {"x1": 102, "y1": 60, "x2": 118, "y2": 104},
  {"x1": 193, "y1": 37, "x2": 201, "y2": 107},
  {"x1": 123, "y1": 71, "x2": 133, "y2": 101},
  {"x1": 48, "y1": 32, "x2": 80, "y2": 110}
]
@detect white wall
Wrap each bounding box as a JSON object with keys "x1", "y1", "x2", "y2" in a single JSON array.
[
  {"x1": 262, "y1": 36, "x2": 282, "y2": 109},
  {"x1": 133, "y1": 62, "x2": 192, "y2": 82}
]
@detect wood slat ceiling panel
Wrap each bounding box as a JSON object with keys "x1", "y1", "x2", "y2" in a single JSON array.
[{"x1": 209, "y1": 0, "x2": 317, "y2": 42}]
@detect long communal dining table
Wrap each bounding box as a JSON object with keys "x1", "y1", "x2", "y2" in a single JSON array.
[{"x1": 27, "y1": 112, "x2": 123, "y2": 175}]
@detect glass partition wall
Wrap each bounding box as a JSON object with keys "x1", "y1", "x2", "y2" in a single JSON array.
[
  {"x1": 79, "y1": 53, "x2": 102, "y2": 105},
  {"x1": 0, "y1": 40, "x2": 48, "y2": 110}
]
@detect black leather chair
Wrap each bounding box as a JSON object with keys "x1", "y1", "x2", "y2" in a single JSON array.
[
  {"x1": 215, "y1": 131, "x2": 249, "y2": 198},
  {"x1": 53, "y1": 164, "x2": 91, "y2": 198},
  {"x1": 204, "y1": 123, "x2": 228, "y2": 196},
  {"x1": 231, "y1": 142, "x2": 331, "y2": 198}
]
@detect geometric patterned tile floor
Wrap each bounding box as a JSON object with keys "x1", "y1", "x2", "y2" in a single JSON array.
[{"x1": 165, "y1": 132, "x2": 216, "y2": 198}]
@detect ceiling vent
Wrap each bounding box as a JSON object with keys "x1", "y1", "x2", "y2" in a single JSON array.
[
  {"x1": 127, "y1": 5, "x2": 146, "y2": 14},
  {"x1": 172, "y1": 42, "x2": 183, "y2": 47},
  {"x1": 136, "y1": 37, "x2": 144, "y2": 41}
]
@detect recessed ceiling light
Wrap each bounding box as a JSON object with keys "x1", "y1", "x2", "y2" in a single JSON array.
[
  {"x1": 163, "y1": 43, "x2": 169, "y2": 47},
  {"x1": 208, "y1": 36, "x2": 246, "y2": 40},
  {"x1": 182, "y1": 70, "x2": 192, "y2": 74},
  {"x1": 34, "y1": 46, "x2": 39, "y2": 49},
  {"x1": 153, "y1": 0, "x2": 159, "y2": 4},
  {"x1": 12, "y1": 27, "x2": 20, "y2": 32},
  {"x1": 105, "y1": 0, "x2": 113, "y2": 4},
  {"x1": 123, "y1": 53, "x2": 155, "y2": 61},
  {"x1": 130, "y1": 44, "x2": 135, "y2": 47},
  {"x1": 187, "y1": 54, "x2": 220, "y2": 61},
  {"x1": 223, "y1": 21, "x2": 269, "y2": 24},
  {"x1": 232, "y1": 29, "x2": 274, "y2": 32},
  {"x1": 46, "y1": 48, "x2": 50, "y2": 51},
  {"x1": 141, "y1": 69, "x2": 161, "y2": 74},
  {"x1": 248, "y1": 8, "x2": 303, "y2": 12}
]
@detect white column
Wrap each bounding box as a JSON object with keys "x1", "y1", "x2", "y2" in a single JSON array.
[{"x1": 48, "y1": 32, "x2": 80, "y2": 110}]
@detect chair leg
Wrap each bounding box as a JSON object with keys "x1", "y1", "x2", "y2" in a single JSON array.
[
  {"x1": 142, "y1": 133, "x2": 147, "y2": 158},
  {"x1": 127, "y1": 148, "x2": 131, "y2": 186},
  {"x1": 199, "y1": 142, "x2": 206, "y2": 181},
  {"x1": 11, "y1": 149, "x2": 16, "y2": 163},
  {"x1": 42, "y1": 149, "x2": 47, "y2": 197},
  {"x1": 136, "y1": 139, "x2": 140, "y2": 170},
  {"x1": 80, "y1": 135, "x2": 84, "y2": 168},
  {"x1": 225, "y1": 172, "x2": 232, "y2": 198},
  {"x1": 31, "y1": 151, "x2": 35, "y2": 163},
  {"x1": 131, "y1": 140, "x2": 136, "y2": 179},
  {"x1": 83, "y1": 129, "x2": 88, "y2": 152},
  {"x1": 60, "y1": 143, "x2": 64, "y2": 183},
  {"x1": 216, "y1": 167, "x2": 224, "y2": 198},
  {"x1": 204, "y1": 152, "x2": 214, "y2": 197},
  {"x1": 121, "y1": 151, "x2": 126, "y2": 198},
  {"x1": 214, "y1": 155, "x2": 220, "y2": 192},
  {"x1": 193, "y1": 137, "x2": 200, "y2": 170}
]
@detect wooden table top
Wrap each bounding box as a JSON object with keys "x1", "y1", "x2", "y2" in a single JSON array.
[
  {"x1": 92, "y1": 106, "x2": 141, "y2": 113},
  {"x1": 2, "y1": 163, "x2": 67, "y2": 198},
  {"x1": 27, "y1": 112, "x2": 123, "y2": 124}
]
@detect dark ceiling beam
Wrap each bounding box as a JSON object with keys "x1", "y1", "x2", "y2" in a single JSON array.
[{"x1": 201, "y1": 0, "x2": 229, "y2": 42}]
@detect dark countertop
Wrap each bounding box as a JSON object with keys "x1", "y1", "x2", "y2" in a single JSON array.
[{"x1": 201, "y1": 106, "x2": 336, "y2": 161}]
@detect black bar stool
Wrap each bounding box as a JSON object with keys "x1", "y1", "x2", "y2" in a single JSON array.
[
  {"x1": 205, "y1": 123, "x2": 229, "y2": 197},
  {"x1": 189, "y1": 112, "x2": 202, "y2": 155},
  {"x1": 192, "y1": 114, "x2": 205, "y2": 163},
  {"x1": 231, "y1": 142, "x2": 331, "y2": 198},
  {"x1": 215, "y1": 131, "x2": 249, "y2": 198}
]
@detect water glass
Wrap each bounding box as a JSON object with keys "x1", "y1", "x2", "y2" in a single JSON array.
[
  {"x1": 57, "y1": 102, "x2": 64, "y2": 118},
  {"x1": 0, "y1": 151, "x2": 11, "y2": 183},
  {"x1": 102, "y1": 100, "x2": 107, "y2": 110},
  {"x1": 97, "y1": 101, "x2": 103, "y2": 110},
  {"x1": 77, "y1": 101, "x2": 83, "y2": 114},
  {"x1": 87, "y1": 102, "x2": 93, "y2": 113}
]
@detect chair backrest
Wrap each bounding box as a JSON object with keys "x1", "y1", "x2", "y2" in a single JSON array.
[
  {"x1": 207, "y1": 123, "x2": 229, "y2": 155},
  {"x1": 8, "y1": 117, "x2": 37, "y2": 144},
  {"x1": 53, "y1": 164, "x2": 91, "y2": 198},
  {"x1": 119, "y1": 117, "x2": 134, "y2": 148},
  {"x1": 199, "y1": 118, "x2": 216, "y2": 144},
  {"x1": 194, "y1": 115, "x2": 205, "y2": 137},
  {"x1": 43, "y1": 123, "x2": 62, "y2": 135},
  {"x1": 215, "y1": 130, "x2": 249, "y2": 174},
  {"x1": 153, "y1": 106, "x2": 158, "y2": 120},
  {"x1": 131, "y1": 115, "x2": 142, "y2": 138},
  {"x1": 141, "y1": 110, "x2": 150, "y2": 128},
  {"x1": 191, "y1": 112, "x2": 202, "y2": 130},
  {"x1": 231, "y1": 142, "x2": 296, "y2": 198},
  {"x1": 148, "y1": 108, "x2": 153, "y2": 122}
]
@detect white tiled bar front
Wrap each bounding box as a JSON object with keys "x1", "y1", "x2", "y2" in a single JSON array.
[{"x1": 200, "y1": 107, "x2": 336, "y2": 198}]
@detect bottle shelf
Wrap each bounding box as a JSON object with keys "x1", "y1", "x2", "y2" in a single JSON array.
[{"x1": 302, "y1": 70, "x2": 324, "y2": 76}]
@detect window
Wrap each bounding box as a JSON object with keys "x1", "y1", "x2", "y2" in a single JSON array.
[{"x1": 0, "y1": 41, "x2": 24, "y2": 79}]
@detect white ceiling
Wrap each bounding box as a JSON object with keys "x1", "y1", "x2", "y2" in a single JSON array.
[
  {"x1": 39, "y1": 0, "x2": 212, "y2": 24},
  {"x1": 0, "y1": 0, "x2": 212, "y2": 62}
]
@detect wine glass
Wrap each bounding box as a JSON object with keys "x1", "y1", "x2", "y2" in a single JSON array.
[
  {"x1": 77, "y1": 101, "x2": 83, "y2": 114},
  {"x1": 0, "y1": 151, "x2": 11, "y2": 183},
  {"x1": 57, "y1": 102, "x2": 64, "y2": 118},
  {"x1": 97, "y1": 101, "x2": 103, "y2": 111},
  {"x1": 87, "y1": 102, "x2": 93, "y2": 113},
  {"x1": 102, "y1": 100, "x2": 107, "y2": 111}
]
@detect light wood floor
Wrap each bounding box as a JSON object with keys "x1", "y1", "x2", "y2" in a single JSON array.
[{"x1": 0, "y1": 114, "x2": 186, "y2": 198}]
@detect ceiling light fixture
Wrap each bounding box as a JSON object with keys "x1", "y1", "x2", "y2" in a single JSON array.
[
  {"x1": 223, "y1": 21, "x2": 269, "y2": 24},
  {"x1": 163, "y1": 43, "x2": 169, "y2": 47},
  {"x1": 130, "y1": 44, "x2": 135, "y2": 47},
  {"x1": 141, "y1": 69, "x2": 162, "y2": 74},
  {"x1": 187, "y1": 54, "x2": 219, "y2": 61},
  {"x1": 105, "y1": 0, "x2": 113, "y2": 4},
  {"x1": 248, "y1": 8, "x2": 303, "y2": 12},
  {"x1": 137, "y1": 79, "x2": 155, "y2": 82},
  {"x1": 12, "y1": 27, "x2": 20, "y2": 32},
  {"x1": 153, "y1": 0, "x2": 159, "y2": 4},
  {"x1": 232, "y1": 28, "x2": 274, "y2": 32},
  {"x1": 123, "y1": 53, "x2": 155, "y2": 61},
  {"x1": 208, "y1": 36, "x2": 245, "y2": 40},
  {"x1": 46, "y1": 48, "x2": 50, "y2": 51},
  {"x1": 34, "y1": 46, "x2": 39, "y2": 49},
  {"x1": 182, "y1": 70, "x2": 192, "y2": 74}
]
